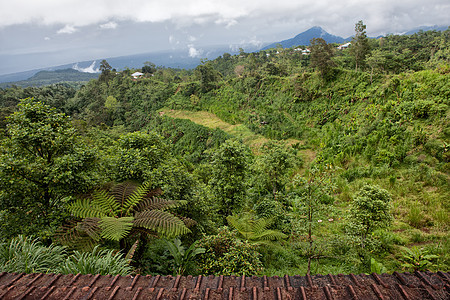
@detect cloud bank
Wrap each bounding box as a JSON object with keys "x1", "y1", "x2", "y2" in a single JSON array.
[{"x1": 1, "y1": 0, "x2": 448, "y2": 36}]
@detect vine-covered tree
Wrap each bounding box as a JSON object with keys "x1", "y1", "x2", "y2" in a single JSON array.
[
  {"x1": 208, "y1": 140, "x2": 251, "y2": 221},
  {"x1": 254, "y1": 141, "x2": 298, "y2": 197}
]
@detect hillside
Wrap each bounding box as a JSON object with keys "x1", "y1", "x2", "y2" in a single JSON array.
[
  {"x1": 0, "y1": 68, "x2": 99, "y2": 88},
  {"x1": 0, "y1": 26, "x2": 448, "y2": 277}
]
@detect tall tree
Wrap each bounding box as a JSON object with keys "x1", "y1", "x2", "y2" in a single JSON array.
[
  {"x1": 99, "y1": 60, "x2": 113, "y2": 82},
  {"x1": 208, "y1": 140, "x2": 251, "y2": 221},
  {"x1": 291, "y1": 166, "x2": 335, "y2": 275},
  {"x1": 254, "y1": 141, "x2": 298, "y2": 197},
  {"x1": 310, "y1": 38, "x2": 335, "y2": 78},
  {"x1": 350, "y1": 20, "x2": 370, "y2": 71},
  {"x1": 0, "y1": 98, "x2": 98, "y2": 238}
]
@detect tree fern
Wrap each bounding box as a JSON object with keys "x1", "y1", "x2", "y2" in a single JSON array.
[
  {"x1": 134, "y1": 210, "x2": 190, "y2": 237},
  {"x1": 99, "y1": 216, "x2": 134, "y2": 241},
  {"x1": 227, "y1": 214, "x2": 287, "y2": 245},
  {"x1": 57, "y1": 181, "x2": 191, "y2": 251},
  {"x1": 122, "y1": 181, "x2": 151, "y2": 215},
  {"x1": 91, "y1": 189, "x2": 119, "y2": 216},
  {"x1": 69, "y1": 198, "x2": 106, "y2": 218}
]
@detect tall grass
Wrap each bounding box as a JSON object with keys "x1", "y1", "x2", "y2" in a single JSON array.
[
  {"x1": 0, "y1": 235, "x2": 66, "y2": 273},
  {"x1": 59, "y1": 246, "x2": 132, "y2": 276},
  {"x1": 0, "y1": 236, "x2": 132, "y2": 275}
]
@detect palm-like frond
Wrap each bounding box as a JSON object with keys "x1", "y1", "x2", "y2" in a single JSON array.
[
  {"x1": 123, "y1": 181, "x2": 151, "y2": 215},
  {"x1": 110, "y1": 181, "x2": 140, "y2": 212},
  {"x1": 134, "y1": 197, "x2": 182, "y2": 212},
  {"x1": 77, "y1": 218, "x2": 102, "y2": 241},
  {"x1": 69, "y1": 198, "x2": 106, "y2": 218},
  {"x1": 54, "y1": 219, "x2": 100, "y2": 251},
  {"x1": 125, "y1": 240, "x2": 139, "y2": 261},
  {"x1": 134, "y1": 210, "x2": 190, "y2": 237},
  {"x1": 99, "y1": 216, "x2": 134, "y2": 241},
  {"x1": 56, "y1": 181, "x2": 193, "y2": 250},
  {"x1": 91, "y1": 189, "x2": 119, "y2": 216},
  {"x1": 227, "y1": 215, "x2": 287, "y2": 245}
]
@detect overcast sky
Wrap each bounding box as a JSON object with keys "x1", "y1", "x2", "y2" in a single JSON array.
[{"x1": 0, "y1": 0, "x2": 449, "y2": 75}]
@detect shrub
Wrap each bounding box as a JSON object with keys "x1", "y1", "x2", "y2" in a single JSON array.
[
  {"x1": 346, "y1": 184, "x2": 392, "y2": 248},
  {"x1": 197, "y1": 227, "x2": 263, "y2": 275}
]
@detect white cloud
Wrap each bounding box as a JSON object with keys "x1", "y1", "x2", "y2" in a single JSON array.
[
  {"x1": 44, "y1": 36, "x2": 50, "y2": 41},
  {"x1": 99, "y1": 21, "x2": 117, "y2": 29},
  {"x1": 188, "y1": 44, "x2": 203, "y2": 58},
  {"x1": 57, "y1": 25, "x2": 77, "y2": 34},
  {"x1": 72, "y1": 61, "x2": 100, "y2": 73},
  {"x1": 0, "y1": 0, "x2": 446, "y2": 37}
]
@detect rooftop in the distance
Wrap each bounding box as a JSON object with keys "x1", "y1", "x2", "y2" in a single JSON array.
[{"x1": 0, "y1": 271, "x2": 448, "y2": 299}]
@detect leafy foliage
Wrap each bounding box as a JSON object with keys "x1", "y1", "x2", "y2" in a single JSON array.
[
  {"x1": 164, "y1": 238, "x2": 205, "y2": 275},
  {"x1": 0, "y1": 98, "x2": 98, "y2": 239},
  {"x1": 197, "y1": 227, "x2": 263, "y2": 275},
  {"x1": 399, "y1": 246, "x2": 439, "y2": 272},
  {"x1": 208, "y1": 140, "x2": 251, "y2": 220},
  {"x1": 346, "y1": 184, "x2": 392, "y2": 247}
]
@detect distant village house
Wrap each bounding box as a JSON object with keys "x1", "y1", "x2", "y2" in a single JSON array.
[
  {"x1": 337, "y1": 42, "x2": 351, "y2": 50},
  {"x1": 131, "y1": 72, "x2": 144, "y2": 79}
]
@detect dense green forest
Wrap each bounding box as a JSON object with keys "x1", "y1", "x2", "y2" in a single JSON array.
[{"x1": 0, "y1": 24, "x2": 448, "y2": 276}]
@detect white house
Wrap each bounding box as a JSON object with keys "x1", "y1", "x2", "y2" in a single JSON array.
[
  {"x1": 337, "y1": 42, "x2": 351, "y2": 50},
  {"x1": 131, "y1": 72, "x2": 144, "y2": 79}
]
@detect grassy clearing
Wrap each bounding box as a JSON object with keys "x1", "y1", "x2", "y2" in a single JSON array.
[{"x1": 159, "y1": 109, "x2": 303, "y2": 152}]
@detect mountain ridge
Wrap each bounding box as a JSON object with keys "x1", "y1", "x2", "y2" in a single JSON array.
[{"x1": 262, "y1": 26, "x2": 348, "y2": 50}]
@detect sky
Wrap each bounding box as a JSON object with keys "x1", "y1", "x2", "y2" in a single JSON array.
[{"x1": 0, "y1": 0, "x2": 449, "y2": 75}]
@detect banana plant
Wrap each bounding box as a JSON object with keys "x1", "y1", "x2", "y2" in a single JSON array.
[{"x1": 164, "y1": 238, "x2": 205, "y2": 275}]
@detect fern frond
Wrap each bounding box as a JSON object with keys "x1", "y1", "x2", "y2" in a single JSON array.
[
  {"x1": 91, "y1": 189, "x2": 119, "y2": 216},
  {"x1": 111, "y1": 181, "x2": 139, "y2": 210},
  {"x1": 251, "y1": 218, "x2": 275, "y2": 235},
  {"x1": 125, "y1": 239, "x2": 139, "y2": 262},
  {"x1": 227, "y1": 214, "x2": 287, "y2": 244},
  {"x1": 134, "y1": 197, "x2": 182, "y2": 212},
  {"x1": 123, "y1": 181, "x2": 151, "y2": 215},
  {"x1": 254, "y1": 230, "x2": 288, "y2": 241},
  {"x1": 99, "y1": 216, "x2": 134, "y2": 241},
  {"x1": 134, "y1": 210, "x2": 190, "y2": 237},
  {"x1": 179, "y1": 216, "x2": 197, "y2": 228},
  {"x1": 227, "y1": 215, "x2": 252, "y2": 235},
  {"x1": 77, "y1": 218, "x2": 102, "y2": 241},
  {"x1": 54, "y1": 220, "x2": 99, "y2": 251},
  {"x1": 69, "y1": 198, "x2": 106, "y2": 218}
]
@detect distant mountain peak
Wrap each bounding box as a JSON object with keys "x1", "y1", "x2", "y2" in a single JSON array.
[{"x1": 262, "y1": 26, "x2": 346, "y2": 50}]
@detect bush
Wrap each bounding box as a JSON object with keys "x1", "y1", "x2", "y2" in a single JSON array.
[{"x1": 197, "y1": 227, "x2": 263, "y2": 275}]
